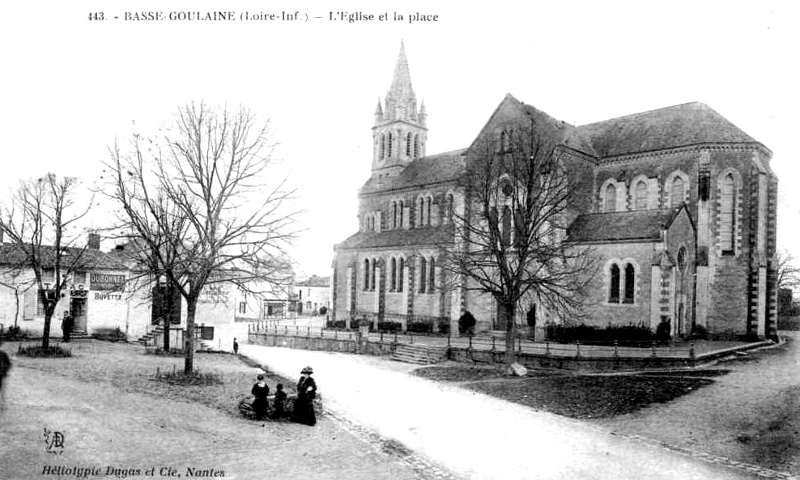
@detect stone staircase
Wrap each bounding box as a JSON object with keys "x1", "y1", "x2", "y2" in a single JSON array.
[
  {"x1": 390, "y1": 343, "x2": 449, "y2": 365},
  {"x1": 137, "y1": 326, "x2": 163, "y2": 346}
]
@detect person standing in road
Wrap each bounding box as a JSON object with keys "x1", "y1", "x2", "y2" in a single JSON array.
[
  {"x1": 61, "y1": 311, "x2": 74, "y2": 343},
  {"x1": 291, "y1": 366, "x2": 317, "y2": 426},
  {"x1": 233, "y1": 337, "x2": 239, "y2": 355}
]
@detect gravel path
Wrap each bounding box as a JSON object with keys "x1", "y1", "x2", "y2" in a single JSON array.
[{"x1": 241, "y1": 343, "x2": 760, "y2": 480}]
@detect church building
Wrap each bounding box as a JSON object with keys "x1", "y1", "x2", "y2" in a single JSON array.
[{"x1": 331, "y1": 44, "x2": 778, "y2": 340}]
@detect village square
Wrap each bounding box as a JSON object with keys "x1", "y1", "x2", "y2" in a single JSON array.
[{"x1": 2, "y1": 2, "x2": 800, "y2": 480}]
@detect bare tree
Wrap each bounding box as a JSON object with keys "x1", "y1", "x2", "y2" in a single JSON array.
[
  {"x1": 0, "y1": 273, "x2": 36, "y2": 333},
  {"x1": 0, "y1": 174, "x2": 93, "y2": 348},
  {"x1": 106, "y1": 103, "x2": 299, "y2": 372},
  {"x1": 777, "y1": 249, "x2": 800, "y2": 291},
  {"x1": 441, "y1": 122, "x2": 593, "y2": 364}
]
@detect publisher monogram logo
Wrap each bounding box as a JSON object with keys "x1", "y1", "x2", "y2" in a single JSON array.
[{"x1": 43, "y1": 428, "x2": 64, "y2": 454}]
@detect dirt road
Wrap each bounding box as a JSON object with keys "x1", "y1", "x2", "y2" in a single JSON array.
[{"x1": 241, "y1": 343, "x2": 762, "y2": 480}]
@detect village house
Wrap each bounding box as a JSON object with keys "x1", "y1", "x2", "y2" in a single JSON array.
[
  {"x1": 295, "y1": 275, "x2": 331, "y2": 315},
  {"x1": 0, "y1": 233, "x2": 131, "y2": 338},
  {"x1": 331, "y1": 44, "x2": 778, "y2": 340}
]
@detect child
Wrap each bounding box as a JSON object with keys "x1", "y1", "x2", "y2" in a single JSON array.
[
  {"x1": 233, "y1": 338, "x2": 239, "y2": 355},
  {"x1": 271, "y1": 383, "x2": 287, "y2": 419}
]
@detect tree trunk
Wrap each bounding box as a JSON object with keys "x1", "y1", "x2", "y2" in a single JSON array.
[
  {"x1": 13, "y1": 288, "x2": 20, "y2": 329},
  {"x1": 163, "y1": 282, "x2": 172, "y2": 352},
  {"x1": 42, "y1": 303, "x2": 54, "y2": 349},
  {"x1": 500, "y1": 300, "x2": 517, "y2": 364},
  {"x1": 184, "y1": 298, "x2": 197, "y2": 373}
]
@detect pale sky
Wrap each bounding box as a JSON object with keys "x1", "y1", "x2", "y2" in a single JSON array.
[{"x1": 2, "y1": 0, "x2": 799, "y2": 278}]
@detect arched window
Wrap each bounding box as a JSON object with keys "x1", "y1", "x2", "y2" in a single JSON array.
[
  {"x1": 426, "y1": 197, "x2": 432, "y2": 226},
  {"x1": 414, "y1": 134, "x2": 419, "y2": 158},
  {"x1": 720, "y1": 174, "x2": 735, "y2": 254},
  {"x1": 499, "y1": 131, "x2": 506, "y2": 153},
  {"x1": 623, "y1": 263, "x2": 635, "y2": 304},
  {"x1": 399, "y1": 200, "x2": 404, "y2": 228},
  {"x1": 677, "y1": 247, "x2": 687, "y2": 273},
  {"x1": 671, "y1": 177, "x2": 685, "y2": 207},
  {"x1": 419, "y1": 257, "x2": 427, "y2": 293},
  {"x1": 398, "y1": 258, "x2": 404, "y2": 292},
  {"x1": 418, "y1": 197, "x2": 425, "y2": 227},
  {"x1": 634, "y1": 181, "x2": 648, "y2": 210},
  {"x1": 390, "y1": 258, "x2": 397, "y2": 291},
  {"x1": 371, "y1": 259, "x2": 377, "y2": 291},
  {"x1": 446, "y1": 194, "x2": 454, "y2": 222},
  {"x1": 387, "y1": 132, "x2": 393, "y2": 157},
  {"x1": 609, "y1": 263, "x2": 620, "y2": 303},
  {"x1": 363, "y1": 259, "x2": 370, "y2": 291},
  {"x1": 428, "y1": 257, "x2": 436, "y2": 292},
  {"x1": 380, "y1": 134, "x2": 386, "y2": 159},
  {"x1": 605, "y1": 184, "x2": 617, "y2": 212},
  {"x1": 501, "y1": 205, "x2": 512, "y2": 246},
  {"x1": 392, "y1": 202, "x2": 398, "y2": 229},
  {"x1": 406, "y1": 132, "x2": 412, "y2": 157},
  {"x1": 490, "y1": 206, "x2": 499, "y2": 235}
]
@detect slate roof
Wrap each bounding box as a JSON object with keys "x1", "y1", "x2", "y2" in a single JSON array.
[
  {"x1": 336, "y1": 224, "x2": 454, "y2": 251},
  {"x1": 0, "y1": 243, "x2": 128, "y2": 270},
  {"x1": 575, "y1": 102, "x2": 761, "y2": 158},
  {"x1": 360, "y1": 149, "x2": 467, "y2": 194},
  {"x1": 566, "y1": 208, "x2": 683, "y2": 243},
  {"x1": 297, "y1": 275, "x2": 330, "y2": 288},
  {"x1": 517, "y1": 100, "x2": 598, "y2": 156}
]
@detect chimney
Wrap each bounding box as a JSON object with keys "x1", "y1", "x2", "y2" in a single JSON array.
[{"x1": 87, "y1": 232, "x2": 101, "y2": 250}]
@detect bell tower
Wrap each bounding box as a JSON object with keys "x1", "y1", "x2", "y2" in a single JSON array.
[{"x1": 371, "y1": 42, "x2": 428, "y2": 177}]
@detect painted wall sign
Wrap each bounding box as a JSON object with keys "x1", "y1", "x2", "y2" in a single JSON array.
[
  {"x1": 94, "y1": 292, "x2": 123, "y2": 301},
  {"x1": 90, "y1": 273, "x2": 125, "y2": 291}
]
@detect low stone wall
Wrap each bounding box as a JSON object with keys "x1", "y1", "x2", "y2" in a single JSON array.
[
  {"x1": 248, "y1": 332, "x2": 396, "y2": 357},
  {"x1": 448, "y1": 348, "x2": 697, "y2": 372},
  {"x1": 249, "y1": 332, "x2": 775, "y2": 372}
]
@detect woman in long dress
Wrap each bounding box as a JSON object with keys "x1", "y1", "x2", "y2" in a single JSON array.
[
  {"x1": 291, "y1": 366, "x2": 317, "y2": 426},
  {"x1": 251, "y1": 374, "x2": 270, "y2": 420}
]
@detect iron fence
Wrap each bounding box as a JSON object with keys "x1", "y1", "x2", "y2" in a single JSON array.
[{"x1": 247, "y1": 322, "x2": 698, "y2": 360}]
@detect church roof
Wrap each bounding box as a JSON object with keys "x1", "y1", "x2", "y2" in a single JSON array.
[
  {"x1": 336, "y1": 224, "x2": 454, "y2": 251},
  {"x1": 566, "y1": 208, "x2": 684, "y2": 243},
  {"x1": 575, "y1": 102, "x2": 762, "y2": 158},
  {"x1": 361, "y1": 149, "x2": 467, "y2": 193}
]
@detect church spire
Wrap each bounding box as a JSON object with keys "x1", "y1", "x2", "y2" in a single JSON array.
[
  {"x1": 384, "y1": 41, "x2": 417, "y2": 122},
  {"x1": 371, "y1": 42, "x2": 427, "y2": 176}
]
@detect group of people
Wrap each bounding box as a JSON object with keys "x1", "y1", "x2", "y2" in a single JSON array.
[{"x1": 250, "y1": 366, "x2": 317, "y2": 426}]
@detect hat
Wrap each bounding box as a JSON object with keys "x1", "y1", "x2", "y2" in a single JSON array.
[{"x1": 301, "y1": 366, "x2": 313, "y2": 374}]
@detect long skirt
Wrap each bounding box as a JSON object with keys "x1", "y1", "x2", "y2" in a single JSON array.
[{"x1": 291, "y1": 397, "x2": 316, "y2": 426}]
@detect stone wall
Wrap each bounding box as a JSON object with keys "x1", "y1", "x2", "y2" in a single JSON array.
[{"x1": 575, "y1": 242, "x2": 654, "y2": 328}]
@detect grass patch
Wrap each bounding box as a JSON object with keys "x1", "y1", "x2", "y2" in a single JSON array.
[
  {"x1": 17, "y1": 344, "x2": 72, "y2": 358},
  {"x1": 466, "y1": 375, "x2": 714, "y2": 419},
  {"x1": 153, "y1": 367, "x2": 223, "y2": 386},
  {"x1": 144, "y1": 347, "x2": 185, "y2": 356},
  {"x1": 414, "y1": 364, "x2": 717, "y2": 419}
]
